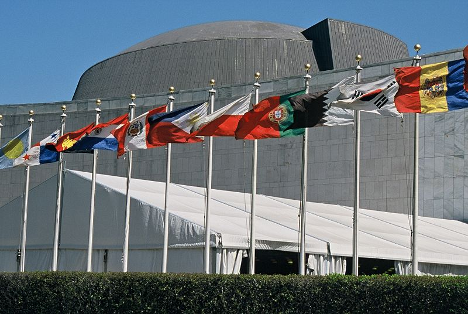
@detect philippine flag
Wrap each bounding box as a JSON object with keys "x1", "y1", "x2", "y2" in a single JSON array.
[
  {"x1": 191, "y1": 94, "x2": 252, "y2": 137},
  {"x1": 147, "y1": 102, "x2": 208, "y2": 146},
  {"x1": 112, "y1": 105, "x2": 167, "y2": 156},
  {"x1": 14, "y1": 129, "x2": 60, "y2": 167},
  {"x1": 71, "y1": 114, "x2": 128, "y2": 152}
]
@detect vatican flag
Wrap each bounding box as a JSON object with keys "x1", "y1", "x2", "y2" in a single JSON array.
[{"x1": 0, "y1": 128, "x2": 30, "y2": 170}]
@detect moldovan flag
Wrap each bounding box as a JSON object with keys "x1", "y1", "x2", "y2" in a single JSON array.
[
  {"x1": 0, "y1": 128, "x2": 30, "y2": 169},
  {"x1": 235, "y1": 90, "x2": 353, "y2": 140},
  {"x1": 191, "y1": 94, "x2": 251, "y2": 137},
  {"x1": 394, "y1": 50, "x2": 468, "y2": 114},
  {"x1": 147, "y1": 102, "x2": 208, "y2": 146},
  {"x1": 47, "y1": 123, "x2": 95, "y2": 152},
  {"x1": 330, "y1": 75, "x2": 401, "y2": 117},
  {"x1": 112, "y1": 105, "x2": 167, "y2": 156},
  {"x1": 71, "y1": 114, "x2": 128, "y2": 152},
  {"x1": 14, "y1": 129, "x2": 60, "y2": 166}
]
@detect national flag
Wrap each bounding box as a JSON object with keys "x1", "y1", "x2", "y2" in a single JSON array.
[
  {"x1": 112, "y1": 105, "x2": 167, "y2": 156},
  {"x1": 14, "y1": 129, "x2": 60, "y2": 167},
  {"x1": 234, "y1": 90, "x2": 353, "y2": 140},
  {"x1": 70, "y1": 114, "x2": 128, "y2": 152},
  {"x1": 0, "y1": 128, "x2": 29, "y2": 170},
  {"x1": 464, "y1": 45, "x2": 468, "y2": 91},
  {"x1": 46, "y1": 123, "x2": 95, "y2": 152},
  {"x1": 147, "y1": 102, "x2": 208, "y2": 146},
  {"x1": 191, "y1": 93, "x2": 252, "y2": 137},
  {"x1": 394, "y1": 55, "x2": 468, "y2": 113},
  {"x1": 329, "y1": 75, "x2": 401, "y2": 117}
]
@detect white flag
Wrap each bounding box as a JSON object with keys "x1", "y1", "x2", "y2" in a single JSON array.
[{"x1": 330, "y1": 75, "x2": 401, "y2": 117}]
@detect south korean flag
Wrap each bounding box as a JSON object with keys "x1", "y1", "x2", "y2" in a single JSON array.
[{"x1": 329, "y1": 75, "x2": 401, "y2": 117}]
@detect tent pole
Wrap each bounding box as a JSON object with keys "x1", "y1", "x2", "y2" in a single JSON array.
[
  {"x1": 249, "y1": 73, "x2": 260, "y2": 274},
  {"x1": 122, "y1": 94, "x2": 136, "y2": 272},
  {"x1": 86, "y1": 99, "x2": 101, "y2": 272},
  {"x1": 162, "y1": 87, "x2": 175, "y2": 273},
  {"x1": 204, "y1": 80, "x2": 216, "y2": 274}
]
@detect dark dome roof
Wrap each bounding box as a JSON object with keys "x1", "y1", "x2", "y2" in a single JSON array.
[{"x1": 119, "y1": 21, "x2": 307, "y2": 55}]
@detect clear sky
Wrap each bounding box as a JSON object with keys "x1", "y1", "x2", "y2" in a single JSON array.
[{"x1": 0, "y1": 0, "x2": 466, "y2": 105}]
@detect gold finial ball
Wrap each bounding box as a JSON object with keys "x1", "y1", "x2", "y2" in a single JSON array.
[
  {"x1": 414, "y1": 44, "x2": 421, "y2": 52},
  {"x1": 0, "y1": 114, "x2": 3, "y2": 121},
  {"x1": 130, "y1": 93, "x2": 136, "y2": 100},
  {"x1": 254, "y1": 72, "x2": 261, "y2": 79},
  {"x1": 305, "y1": 63, "x2": 311, "y2": 71},
  {"x1": 210, "y1": 79, "x2": 215, "y2": 86},
  {"x1": 96, "y1": 99, "x2": 101, "y2": 106},
  {"x1": 169, "y1": 86, "x2": 175, "y2": 93},
  {"x1": 61, "y1": 105, "x2": 67, "y2": 111},
  {"x1": 355, "y1": 54, "x2": 362, "y2": 62},
  {"x1": 29, "y1": 110, "x2": 34, "y2": 116}
]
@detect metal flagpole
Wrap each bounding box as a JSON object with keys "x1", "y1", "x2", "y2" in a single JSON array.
[
  {"x1": 249, "y1": 72, "x2": 260, "y2": 274},
  {"x1": 19, "y1": 110, "x2": 34, "y2": 272},
  {"x1": 123, "y1": 94, "x2": 136, "y2": 272},
  {"x1": 0, "y1": 114, "x2": 3, "y2": 146},
  {"x1": 162, "y1": 86, "x2": 175, "y2": 273},
  {"x1": 352, "y1": 54, "x2": 362, "y2": 276},
  {"x1": 204, "y1": 79, "x2": 216, "y2": 274},
  {"x1": 52, "y1": 105, "x2": 67, "y2": 271},
  {"x1": 412, "y1": 44, "x2": 421, "y2": 275},
  {"x1": 299, "y1": 64, "x2": 311, "y2": 275},
  {"x1": 87, "y1": 99, "x2": 101, "y2": 272}
]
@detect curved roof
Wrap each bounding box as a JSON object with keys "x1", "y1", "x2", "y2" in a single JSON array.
[{"x1": 119, "y1": 21, "x2": 307, "y2": 55}]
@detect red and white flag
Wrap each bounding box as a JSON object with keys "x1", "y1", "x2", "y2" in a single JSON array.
[{"x1": 191, "y1": 93, "x2": 252, "y2": 137}]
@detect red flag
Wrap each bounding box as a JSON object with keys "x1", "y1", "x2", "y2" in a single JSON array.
[{"x1": 46, "y1": 123, "x2": 95, "y2": 152}]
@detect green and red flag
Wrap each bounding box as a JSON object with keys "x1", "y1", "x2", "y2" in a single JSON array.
[{"x1": 234, "y1": 90, "x2": 351, "y2": 140}]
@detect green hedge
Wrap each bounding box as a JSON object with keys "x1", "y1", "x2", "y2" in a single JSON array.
[{"x1": 0, "y1": 273, "x2": 467, "y2": 313}]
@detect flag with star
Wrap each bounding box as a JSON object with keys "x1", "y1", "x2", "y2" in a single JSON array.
[
  {"x1": 146, "y1": 102, "x2": 208, "y2": 146},
  {"x1": 14, "y1": 129, "x2": 60, "y2": 167},
  {"x1": 46, "y1": 123, "x2": 95, "y2": 152}
]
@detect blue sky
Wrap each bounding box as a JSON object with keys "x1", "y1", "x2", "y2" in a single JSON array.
[{"x1": 0, "y1": 0, "x2": 466, "y2": 105}]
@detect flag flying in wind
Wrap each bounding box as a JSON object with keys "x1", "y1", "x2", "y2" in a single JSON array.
[
  {"x1": 14, "y1": 129, "x2": 60, "y2": 167},
  {"x1": 70, "y1": 114, "x2": 128, "y2": 152},
  {"x1": 147, "y1": 102, "x2": 208, "y2": 146},
  {"x1": 0, "y1": 128, "x2": 29, "y2": 170},
  {"x1": 46, "y1": 123, "x2": 95, "y2": 152},
  {"x1": 191, "y1": 93, "x2": 252, "y2": 137},
  {"x1": 112, "y1": 105, "x2": 167, "y2": 156},
  {"x1": 329, "y1": 75, "x2": 401, "y2": 117},
  {"x1": 234, "y1": 90, "x2": 353, "y2": 140},
  {"x1": 394, "y1": 51, "x2": 468, "y2": 114}
]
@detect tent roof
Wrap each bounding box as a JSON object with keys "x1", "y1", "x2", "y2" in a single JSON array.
[{"x1": 70, "y1": 170, "x2": 468, "y2": 266}]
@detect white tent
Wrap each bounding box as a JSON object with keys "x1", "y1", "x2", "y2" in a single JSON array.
[{"x1": 1, "y1": 169, "x2": 468, "y2": 275}]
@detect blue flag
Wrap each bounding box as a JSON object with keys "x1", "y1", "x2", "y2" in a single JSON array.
[{"x1": 0, "y1": 128, "x2": 30, "y2": 170}]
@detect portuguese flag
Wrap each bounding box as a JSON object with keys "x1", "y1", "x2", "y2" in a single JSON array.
[{"x1": 234, "y1": 90, "x2": 328, "y2": 140}]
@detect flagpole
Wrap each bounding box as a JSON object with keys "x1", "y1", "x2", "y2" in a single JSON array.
[
  {"x1": 352, "y1": 54, "x2": 362, "y2": 276},
  {"x1": 299, "y1": 64, "x2": 311, "y2": 275},
  {"x1": 19, "y1": 110, "x2": 34, "y2": 272},
  {"x1": 412, "y1": 44, "x2": 421, "y2": 275},
  {"x1": 52, "y1": 105, "x2": 67, "y2": 271},
  {"x1": 86, "y1": 99, "x2": 101, "y2": 272},
  {"x1": 249, "y1": 72, "x2": 260, "y2": 274},
  {"x1": 123, "y1": 94, "x2": 136, "y2": 273},
  {"x1": 0, "y1": 114, "x2": 3, "y2": 146},
  {"x1": 204, "y1": 80, "x2": 216, "y2": 274},
  {"x1": 162, "y1": 86, "x2": 175, "y2": 273}
]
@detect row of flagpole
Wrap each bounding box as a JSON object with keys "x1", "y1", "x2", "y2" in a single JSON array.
[{"x1": 5, "y1": 44, "x2": 425, "y2": 275}]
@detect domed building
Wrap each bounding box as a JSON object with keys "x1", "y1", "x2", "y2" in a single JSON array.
[{"x1": 73, "y1": 19, "x2": 408, "y2": 100}]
